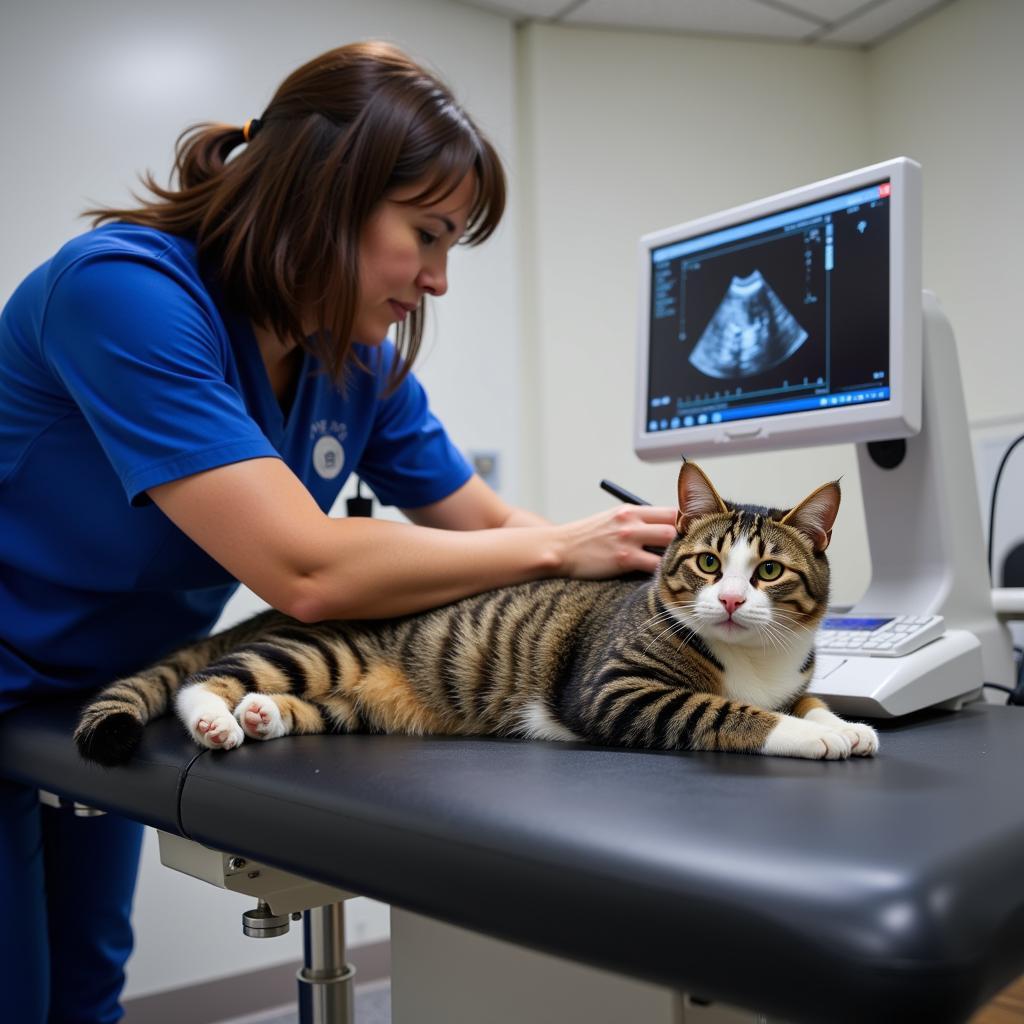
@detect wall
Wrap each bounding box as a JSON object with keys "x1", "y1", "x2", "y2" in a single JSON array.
[
  {"x1": 0, "y1": 0, "x2": 518, "y2": 1000},
  {"x1": 867, "y1": 0, "x2": 1024, "y2": 592},
  {"x1": 519, "y1": 0, "x2": 1024, "y2": 608},
  {"x1": 868, "y1": 0, "x2": 1024, "y2": 424},
  {"x1": 518, "y1": 22, "x2": 874, "y2": 605}
]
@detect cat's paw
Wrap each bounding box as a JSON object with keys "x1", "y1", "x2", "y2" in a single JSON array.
[
  {"x1": 762, "y1": 715, "x2": 852, "y2": 760},
  {"x1": 191, "y1": 711, "x2": 245, "y2": 751},
  {"x1": 235, "y1": 694, "x2": 287, "y2": 741},
  {"x1": 842, "y1": 721, "x2": 879, "y2": 757},
  {"x1": 804, "y1": 708, "x2": 879, "y2": 757}
]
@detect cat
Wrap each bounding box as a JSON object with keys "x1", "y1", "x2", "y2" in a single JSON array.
[{"x1": 74, "y1": 460, "x2": 878, "y2": 766}]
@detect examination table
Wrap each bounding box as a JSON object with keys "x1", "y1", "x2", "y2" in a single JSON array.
[{"x1": 2, "y1": 697, "x2": 1023, "y2": 1024}]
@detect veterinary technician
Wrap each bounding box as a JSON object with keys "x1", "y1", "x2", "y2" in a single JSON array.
[{"x1": 0, "y1": 41, "x2": 676, "y2": 1022}]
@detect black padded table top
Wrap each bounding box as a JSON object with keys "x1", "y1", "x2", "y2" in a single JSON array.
[
  {"x1": 0, "y1": 697, "x2": 196, "y2": 833},
  {"x1": 2, "y1": 698, "x2": 1023, "y2": 1024}
]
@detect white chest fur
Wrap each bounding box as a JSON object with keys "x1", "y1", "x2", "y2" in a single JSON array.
[{"x1": 709, "y1": 641, "x2": 812, "y2": 712}]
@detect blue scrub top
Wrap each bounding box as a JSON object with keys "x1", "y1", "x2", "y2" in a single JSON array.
[{"x1": 0, "y1": 224, "x2": 473, "y2": 712}]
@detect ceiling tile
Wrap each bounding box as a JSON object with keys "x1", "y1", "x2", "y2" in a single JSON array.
[
  {"x1": 563, "y1": 0, "x2": 820, "y2": 39},
  {"x1": 452, "y1": 0, "x2": 570, "y2": 19},
  {"x1": 819, "y1": 0, "x2": 951, "y2": 45},
  {"x1": 778, "y1": 0, "x2": 871, "y2": 22}
]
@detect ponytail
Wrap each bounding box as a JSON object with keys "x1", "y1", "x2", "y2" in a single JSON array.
[
  {"x1": 86, "y1": 122, "x2": 248, "y2": 229},
  {"x1": 174, "y1": 123, "x2": 248, "y2": 191}
]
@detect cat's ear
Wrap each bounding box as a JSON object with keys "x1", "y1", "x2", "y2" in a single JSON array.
[
  {"x1": 780, "y1": 481, "x2": 841, "y2": 553},
  {"x1": 676, "y1": 461, "x2": 728, "y2": 533}
]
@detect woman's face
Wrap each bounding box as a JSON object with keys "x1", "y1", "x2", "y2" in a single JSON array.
[{"x1": 353, "y1": 172, "x2": 476, "y2": 344}]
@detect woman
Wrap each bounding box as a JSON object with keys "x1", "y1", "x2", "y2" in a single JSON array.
[{"x1": 0, "y1": 41, "x2": 675, "y2": 1021}]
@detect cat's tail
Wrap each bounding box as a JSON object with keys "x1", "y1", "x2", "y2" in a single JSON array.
[{"x1": 74, "y1": 610, "x2": 281, "y2": 766}]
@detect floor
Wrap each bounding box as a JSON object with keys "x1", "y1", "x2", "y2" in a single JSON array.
[
  {"x1": 217, "y1": 978, "x2": 391, "y2": 1024},
  {"x1": 971, "y1": 974, "x2": 1024, "y2": 1024},
  {"x1": 212, "y1": 972, "x2": 1024, "y2": 1024}
]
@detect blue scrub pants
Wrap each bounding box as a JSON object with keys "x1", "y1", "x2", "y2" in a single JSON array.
[{"x1": 0, "y1": 778, "x2": 144, "y2": 1024}]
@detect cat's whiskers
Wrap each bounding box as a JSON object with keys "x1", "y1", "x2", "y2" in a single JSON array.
[
  {"x1": 732, "y1": 612, "x2": 778, "y2": 653},
  {"x1": 666, "y1": 621, "x2": 703, "y2": 654},
  {"x1": 638, "y1": 599, "x2": 706, "y2": 654},
  {"x1": 749, "y1": 618, "x2": 776, "y2": 655},
  {"x1": 765, "y1": 617, "x2": 816, "y2": 646},
  {"x1": 642, "y1": 616, "x2": 696, "y2": 654},
  {"x1": 638, "y1": 608, "x2": 688, "y2": 633},
  {"x1": 647, "y1": 596, "x2": 695, "y2": 620},
  {"x1": 756, "y1": 612, "x2": 798, "y2": 637},
  {"x1": 637, "y1": 600, "x2": 699, "y2": 654},
  {"x1": 758, "y1": 620, "x2": 792, "y2": 653},
  {"x1": 728, "y1": 607, "x2": 797, "y2": 654},
  {"x1": 769, "y1": 607, "x2": 817, "y2": 634}
]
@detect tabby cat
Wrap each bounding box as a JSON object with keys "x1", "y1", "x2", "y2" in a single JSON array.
[{"x1": 74, "y1": 461, "x2": 878, "y2": 766}]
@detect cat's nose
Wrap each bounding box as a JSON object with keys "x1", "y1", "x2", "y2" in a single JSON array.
[{"x1": 719, "y1": 594, "x2": 746, "y2": 616}]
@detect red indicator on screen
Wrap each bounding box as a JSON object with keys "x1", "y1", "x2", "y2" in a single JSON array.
[{"x1": 879, "y1": 182, "x2": 892, "y2": 198}]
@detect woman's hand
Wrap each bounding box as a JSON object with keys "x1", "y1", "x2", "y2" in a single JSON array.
[{"x1": 553, "y1": 505, "x2": 678, "y2": 578}]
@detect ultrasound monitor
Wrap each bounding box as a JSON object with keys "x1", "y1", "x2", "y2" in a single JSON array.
[{"x1": 635, "y1": 158, "x2": 922, "y2": 460}]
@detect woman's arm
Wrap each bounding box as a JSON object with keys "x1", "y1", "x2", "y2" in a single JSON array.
[
  {"x1": 400, "y1": 474, "x2": 549, "y2": 530},
  {"x1": 149, "y1": 458, "x2": 676, "y2": 622}
]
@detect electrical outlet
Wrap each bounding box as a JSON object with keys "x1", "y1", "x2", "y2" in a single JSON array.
[{"x1": 471, "y1": 451, "x2": 500, "y2": 491}]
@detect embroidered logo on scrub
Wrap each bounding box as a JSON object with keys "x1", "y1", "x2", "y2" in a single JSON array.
[{"x1": 310, "y1": 419, "x2": 348, "y2": 480}]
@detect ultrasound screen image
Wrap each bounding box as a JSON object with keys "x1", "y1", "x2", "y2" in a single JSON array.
[
  {"x1": 689, "y1": 270, "x2": 808, "y2": 379},
  {"x1": 651, "y1": 220, "x2": 828, "y2": 398},
  {"x1": 646, "y1": 181, "x2": 890, "y2": 432}
]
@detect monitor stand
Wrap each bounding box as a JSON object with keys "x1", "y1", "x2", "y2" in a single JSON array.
[{"x1": 809, "y1": 291, "x2": 1014, "y2": 718}]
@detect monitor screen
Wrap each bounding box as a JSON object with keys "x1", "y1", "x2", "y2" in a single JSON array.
[{"x1": 635, "y1": 159, "x2": 921, "y2": 460}]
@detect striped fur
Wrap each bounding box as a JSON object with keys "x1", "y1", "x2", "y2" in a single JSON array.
[{"x1": 74, "y1": 462, "x2": 878, "y2": 765}]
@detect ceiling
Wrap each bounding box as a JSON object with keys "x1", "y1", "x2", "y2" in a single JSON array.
[{"x1": 455, "y1": 0, "x2": 954, "y2": 48}]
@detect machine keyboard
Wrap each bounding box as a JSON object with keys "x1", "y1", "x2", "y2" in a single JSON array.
[{"x1": 817, "y1": 614, "x2": 946, "y2": 658}]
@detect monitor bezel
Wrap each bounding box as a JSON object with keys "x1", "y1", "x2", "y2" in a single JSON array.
[{"x1": 634, "y1": 157, "x2": 922, "y2": 461}]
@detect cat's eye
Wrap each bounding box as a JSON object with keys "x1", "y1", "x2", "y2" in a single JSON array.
[
  {"x1": 756, "y1": 561, "x2": 784, "y2": 582},
  {"x1": 696, "y1": 553, "x2": 721, "y2": 574}
]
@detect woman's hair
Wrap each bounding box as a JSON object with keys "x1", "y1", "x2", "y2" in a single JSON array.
[{"x1": 86, "y1": 41, "x2": 506, "y2": 389}]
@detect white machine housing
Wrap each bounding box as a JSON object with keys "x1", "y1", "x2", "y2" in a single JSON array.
[{"x1": 806, "y1": 291, "x2": 1013, "y2": 716}]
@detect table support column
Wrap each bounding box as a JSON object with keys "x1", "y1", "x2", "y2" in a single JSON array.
[{"x1": 297, "y1": 902, "x2": 356, "y2": 1024}]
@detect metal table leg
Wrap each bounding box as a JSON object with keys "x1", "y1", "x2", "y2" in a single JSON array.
[{"x1": 298, "y1": 902, "x2": 356, "y2": 1024}]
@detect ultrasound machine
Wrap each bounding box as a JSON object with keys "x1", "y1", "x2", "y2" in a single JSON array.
[{"x1": 633, "y1": 157, "x2": 1014, "y2": 718}]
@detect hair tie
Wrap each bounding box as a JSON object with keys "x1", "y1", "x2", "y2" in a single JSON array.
[{"x1": 242, "y1": 117, "x2": 262, "y2": 142}]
